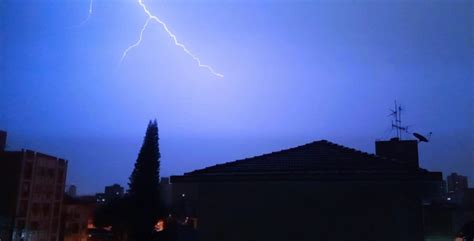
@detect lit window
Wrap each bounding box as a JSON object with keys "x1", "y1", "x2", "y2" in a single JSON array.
[{"x1": 154, "y1": 220, "x2": 164, "y2": 232}]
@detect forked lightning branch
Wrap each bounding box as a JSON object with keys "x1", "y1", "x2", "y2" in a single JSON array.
[{"x1": 79, "y1": 0, "x2": 224, "y2": 78}]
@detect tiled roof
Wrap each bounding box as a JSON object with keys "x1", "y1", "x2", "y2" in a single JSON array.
[{"x1": 172, "y1": 140, "x2": 441, "y2": 182}]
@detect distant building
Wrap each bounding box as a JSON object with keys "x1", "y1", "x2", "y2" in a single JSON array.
[
  {"x1": 67, "y1": 185, "x2": 77, "y2": 197},
  {"x1": 444, "y1": 173, "x2": 469, "y2": 206},
  {"x1": 171, "y1": 139, "x2": 442, "y2": 241},
  {"x1": 95, "y1": 184, "x2": 124, "y2": 204},
  {"x1": 60, "y1": 195, "x2": 96, "y2": 241},
  {"x1": 440, "y1": 180, "x2": 447, "y2": 196},
  {"x1": 0, "y1": 131, "x2": 68, "y2": 241},
  {"x1": 160, "y1": 177, "x2": 173, "y2": 211},
  {"x1": 447, "y1": 173, "x2": 468, "y2": 193},
  {"x1": 94, "y1": 193, "x2": 107, "y2": 204},
  {"x1": 0, "y1": 130, "x2": 6, "y2": 151},
  {"x1": 424, "y1": 186, "x2": 474, "y2": 240},
  {"x1": 104, "y1": 184, "x2": 124, "y2": 198}
]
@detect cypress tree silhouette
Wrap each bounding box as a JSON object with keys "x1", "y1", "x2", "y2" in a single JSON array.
[{"x1": 128, "y1": 120, "x2": 161, "y2": 241}]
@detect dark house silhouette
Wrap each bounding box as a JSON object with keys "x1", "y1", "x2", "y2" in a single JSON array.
[{"x1": 171, "y1": 140, "x2": 442, "y2": 241}]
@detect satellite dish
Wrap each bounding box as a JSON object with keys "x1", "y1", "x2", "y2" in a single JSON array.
[{"x1": 413, "y1": 132, "x2": 429, "y2": 143}]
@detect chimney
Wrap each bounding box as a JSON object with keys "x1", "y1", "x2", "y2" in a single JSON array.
[
  {"x1": 375, "y1": 138, "x2": 419, "y2": 168},
  {"x1": 0, "y1": 130, "x2": 6, "y2": 151}
]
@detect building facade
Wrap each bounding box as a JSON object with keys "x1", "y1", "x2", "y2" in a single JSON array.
[
  {"x1": 104, "y1": 184, "x2": 124, "y2": 199},
  {"x1": 95, "y1": 184, "x2": 124, "y2": 204},
  {"x1": 0, "y1": 131, "x2": 68, "y2": 241},
  {"x1": 447, "y1": 173, "x2": 468, "y2": 193},
  {"x1": 0, "y1": 150, "x2": 68, "y2": 241},
  {"x1": 61, "y1": 195, "x2": 96, "y2": 241},
  {"x1": 66, "y1": 185, "x2": 77, "y2": 197}
]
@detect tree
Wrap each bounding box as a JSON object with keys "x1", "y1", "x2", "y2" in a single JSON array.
[{"x1": 128, "y1": 120, "x2": 162, "y2": 241}]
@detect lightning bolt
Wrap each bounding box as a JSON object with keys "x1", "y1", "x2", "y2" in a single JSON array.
[
  {"x1": 121, "y1": 0, "x2": 224, "y2": 78},
  {"x1": 121, "y1": 18, "x2": 152, "y2": 63},
  {"x1": 78, "y1": 0, "x2": 93, "y2": 26}
]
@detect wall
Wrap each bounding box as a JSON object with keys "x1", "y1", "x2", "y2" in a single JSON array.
[
  {"x1": 62, "y1": 203, "x2": 95, "y2": 241},
  {"x1": 174, "y1": 180, "x2": 424, "y2": 241},
  {"x1": 9, "y1": 151, "x2": 67, "y2": 241}
]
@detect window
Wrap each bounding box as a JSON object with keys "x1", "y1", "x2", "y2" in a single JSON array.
[
  {"x1": 16, "y1": 220, "x2": 25, "y2": 230},
  {"x1": 21, "y1": 183, "x2": 30, "y2": 198},
  {"x1": 53, "y1": 203, "x2": 60, "y2": 216},
  {"x1": 56, "y1": 185, "x2": 63, "y2": 200},
  {"x1": 31, "y1": 203, "x2": 40, "y2": 216},
  {"x1": 47, "y1": 168, "x2": 55, "y2": 178},
  {"x1": 30, "y1": 221, "x2": 39, "y2": 231},
  {"x1": 23, "y1": 162, "x2": 33, "y2": 179},
  {"x1": 56, "y1": 169, "x2": 64, "y2": 182},
  {"x1": 71, "y1": 223, "x2": 80, "y2": 234},
  {"x1": 51, "y1": 219, "x2": 59, "y2": 230},
  {"x1": 43, "y1": 203, "x2": 51, "y2": 215},
  {"x1": 18, "y1": 200, "x2": 28, "y2": 217},
  {"x1": 37, "y1": 167, "x2": 45, "y2": 176}
]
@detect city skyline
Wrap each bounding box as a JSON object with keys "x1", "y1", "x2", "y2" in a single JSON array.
[{"x1": 1, "y1": 0, "x2": 472, "y2": 194}]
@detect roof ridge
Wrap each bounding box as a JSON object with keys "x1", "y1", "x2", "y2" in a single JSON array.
[
  {"x1": 185, "y1": 139, "x2": 416, "y2": 175},
  {"x1": 186, "y1": 140, "x2": 328, "y2": 175}
]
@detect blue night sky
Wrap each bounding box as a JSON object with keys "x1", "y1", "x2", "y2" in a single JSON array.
[{"x1": 1, "y1": 0, "x2": 472, "y2": 194}]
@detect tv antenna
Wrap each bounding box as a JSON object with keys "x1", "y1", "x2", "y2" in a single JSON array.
[
  {"x1": 385, "y1": 101, "x2": 433, "y2": 143},
  {"x1": 389, "y1": 100, "x2": 409, "y2": 139}
]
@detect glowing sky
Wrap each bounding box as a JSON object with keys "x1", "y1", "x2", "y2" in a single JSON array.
[{"x1": 1, "y1": 0, "x2": 472, "y2": 194}]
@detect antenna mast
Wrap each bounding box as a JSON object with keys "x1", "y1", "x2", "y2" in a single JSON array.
[{"x1": 390, "y1": 100, "x2": 408, "y2": 139}]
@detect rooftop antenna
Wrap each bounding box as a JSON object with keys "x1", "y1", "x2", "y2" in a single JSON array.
[
  {"x1": 384, "y1": 101, "x2": 432, "y2": 143},
  {"x1": 389, "y1": 100, "x2": 408, "y2": 140}
]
